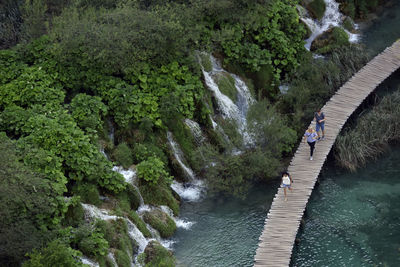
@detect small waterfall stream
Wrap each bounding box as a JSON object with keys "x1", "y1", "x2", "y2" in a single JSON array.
[
  {"x1": 167, "y1": 131, "x2": 204, "y2": 202},
  {"x1": 301, "y1": 0, "x2": 359, "y2": 50},
  {"x1": 200, "y1": 54, "x2": 255, "y2": 146}
]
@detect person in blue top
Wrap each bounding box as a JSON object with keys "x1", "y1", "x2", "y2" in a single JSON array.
[
  {"x1": 304, "y1": 126, "x2": 318, "y2": 160},
  {"x1": 314, "y1": 109, "x2": 326, "y2": 140}
]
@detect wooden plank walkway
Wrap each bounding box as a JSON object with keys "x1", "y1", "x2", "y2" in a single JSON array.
[{"x1": 254, "y1": 40, "x2": 400, "y2": 266}]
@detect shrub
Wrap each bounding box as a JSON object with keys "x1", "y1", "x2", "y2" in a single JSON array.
[
  {"x1": 112, "y1": 143, "x2": 133, "y2": 169},
  {"x1": 137, "y1": 157, "x2": 172, "y2": 186},
  {"x1": 115, "y1": 249, "x2": 131, "y2": 267},
  {"x1": 72, "y1": 224, "x2": 109, "y2": 259},
  {"x1": 72, "y1": 183, "x2": 101, "y2": 206},
  {"x1": 63, "y1": 200, "x2": 84, "y2": 227},
  {"x1": 132, "y1": 142, "x2": 167, "y2": 165},
  {"x1": 23, "y1": 240, "x2": 84, "y2": 267}
]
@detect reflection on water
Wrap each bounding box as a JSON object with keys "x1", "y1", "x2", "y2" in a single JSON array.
[{"x1": 291, "y1": 148, "x2": 400, "y2": 266}]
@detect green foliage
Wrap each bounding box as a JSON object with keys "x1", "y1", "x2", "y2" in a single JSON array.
[
  {"x1": 126, "y1": 211, "x2": 152, "y2": 238},
  {"x1": 115, "y1": 249, "x2": 131, "y2": 267},
  {"x1": 132, "y1": 142, "x2": 168, "y2": 165},
  {"x1": 0, "y1": 65, "x2": 65, "y2": 110},
  {"x1": 335, "y1": 90, "x2": 400, "y2": 171},
  {"x1": 117, "y1": 184, "x2": 141, "y2": 211},
  {"x1": 139, "y1": 183, "x2": 180, "y2": 216},
  {"x1": 142, "y1": 209, "x2": 177, "y2": 238},
  {"x1": 21, "y1": 0, "x2": 48, "y2": 41},
  {"x1": 137, "y1": 157, "x2": 172, "y2": 186},
  {"x1": 72, "y1": 183, "x2": 101, "y2": 206},
  {"x1": 220, "y1": 0, "x2": 306, "y2": 80},
  {"x1": 72, "y1": 224, "x2": 109, "y2": 258},
  {"x1": 140, "y1": 241, "x2": 175, "y2": 267},
  {"x1": 23, "y1": 240, "x2": 84, "y2": 267},
  {"x1": 0, "y1": 50, "x2": 28, "y2": 85},
  {"x1": 112, "y1": 143, "x2": 133, "y2": 169},
  {"x1": 69, "y1": 93, "x2": 107, "y2": 135},
  {"x1": 63, "y1": 199, "x2": 85, "y2": 227},
  {"x1": 0, "y1": 133, "x2": 62, "y2": 265},
  {"x1": 314, "y1": 27, "x2": 350, "y2": 54},
  {"x1": 215, "y1": 73, "x2": 237, "y2": 102},
  {"x1": 0, "y1": 0, "x2": 23, "y2": 49},
  {"x1": 0, "y1": 105, "x2": 126, "y2": 193},
  {"x1": 279, "y1": 45, "x2": 370, "y2": 134},
  {"x1": 247, "y1": 100, "x2": 297, "y2": 154}
]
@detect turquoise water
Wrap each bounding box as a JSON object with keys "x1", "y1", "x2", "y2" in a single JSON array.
[
  {"x1": 291, "y1": 149, "x2": 400, "y2": 266},
  {"x1": 172, "y1": 182, "x2": 278, "y2": 267},
  {"x1": 361, "y1": 1, "x2": 400, "y2": 56},
  {"x1": 172, "y1": 3, "x2": 400, "y2": 266}
]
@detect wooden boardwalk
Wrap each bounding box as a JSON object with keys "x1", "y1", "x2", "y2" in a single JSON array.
[{"x1": 254, "y1": 40, "x2": 400, "y2": 266}]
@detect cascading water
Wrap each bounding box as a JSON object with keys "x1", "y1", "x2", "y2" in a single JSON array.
[
  {"x1": 81, "y1": 256, "x2": 100, "y2": 267},
  {"x1": 301, "y1": 0, "x2": 359, "y2": 50},
  {"x1": 113, "y1": 166, "x2": 145, "y2": 206},
  {"x1": 200, "y1": 54, "x2": 255, "y2": 146},
  {"x1": 160, "y1": 206, "x2": 194, "y2": 230},
  {"x1": 184, "y1": 118, "x2": 205, "y2": 145},
  {"x1": 167, "y1": 132, "x2": 204, "y2": 202}
]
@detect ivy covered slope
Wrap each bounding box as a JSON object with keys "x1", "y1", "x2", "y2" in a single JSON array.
[{"x1": 0, "y1": 0, "x2": 372, "y2": 266}]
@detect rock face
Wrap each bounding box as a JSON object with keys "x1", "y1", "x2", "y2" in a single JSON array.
[{"x1": 310, "y1": 26, "x2": 349, "y2": 53}]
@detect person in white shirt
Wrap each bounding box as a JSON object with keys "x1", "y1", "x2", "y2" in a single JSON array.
[{"x1": 281, "y1": 172, "x2": 293, "y2": 201}]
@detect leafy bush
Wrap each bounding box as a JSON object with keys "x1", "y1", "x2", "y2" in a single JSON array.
[
  {"x1": 0, "y1": 133, "x2": 62, "y2": 265},
  {"x1": 137, "y1": 157, "x2": 172, "y2": 186},
  {"x1": 112, "y1": 143, "x2": 133, "y2": 169},
  {"x1": 23, "y1": 240, "x2": 84, "y2": 267},
  {"x1": 72, "y1": 183, "x2": 101, "y2": 206},
  {"x1": 132, "y1": 142, "x2": 168, "y2": 165},
  {"x1": 63, "y1": 199, "x2": 84, "y2": 227},
  {"x1": 69, "y1": 93, "x2": 107, "y2": 134},
  {"x1": 72, "y1": 224, "x2": 109, "y2": 258}
]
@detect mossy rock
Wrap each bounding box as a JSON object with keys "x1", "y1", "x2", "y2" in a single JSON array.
[
  {"x1": 311, "y1": 27, "x2": 350, "y2": 53},
  {"x1": 126, "y1": 211, "x2": 152, "y2": 238},
  {"x1": 142, "y1": 241, "x2": 175, "y2": 267},
  {"x1": 117, "y1": 183, "x2": 141, "y2": 211},
  {"x1": 304, "y1": 0, "x2": 326, "y2": 20},
  {"x1": 342, "y1": 16, "x2": 356, "y2": 32},
  {"x1": 215, "y1": 72, "x2": 237, "y2": 103},
  {"x1": 198, "y1": 53, "x2": 212, "y2": 72},
  {"x1": 139, "y1": 183, "x2": 180, "y2": 216},
  {"x1": 143, "y1": 208, "x2": 176, "y2": 238}
]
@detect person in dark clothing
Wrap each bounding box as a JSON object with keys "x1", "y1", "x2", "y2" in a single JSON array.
[{"x1": 314, "y1": 109, "x2": 326, "y2": 140}]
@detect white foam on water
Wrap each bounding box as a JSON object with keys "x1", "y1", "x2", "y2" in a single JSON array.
[
  {"x1": 82, "y1": 204, "x2": 118, "y2": 221},
  {"x1": 160, "y1": 205, "x2": 195, "y2": 230},
  {"x1": 81, "y1": 256, "x2": 100, "y2": 267},
  {"x1": 302, "y1": 0, "x2": 359, "y2": 50},
  {"x1": 171, "y1": 180, "x2": 204, "y2": 202},
  {"x1": 112, "y1": 166, "x2": 137, "y2": 184}
]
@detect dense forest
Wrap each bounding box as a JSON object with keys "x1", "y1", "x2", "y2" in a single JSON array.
[{"x1": 0, "y1": 0, "x2": 385, "y2": 266}]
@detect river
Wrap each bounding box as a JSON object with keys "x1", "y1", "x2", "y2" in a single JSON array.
[{"x1": 172, "y1": 2, "x2": 400, "y2": 266}]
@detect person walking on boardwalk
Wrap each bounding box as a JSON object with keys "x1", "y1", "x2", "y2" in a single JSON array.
[
  {"x1": 314, "y1": 109, "x2": 326, "y2": 140},
  {"x1": 304, "y1": 127, "x2": 318, "y2": 160},
  {"x1": 281, "y1": 172, "x2": 293, "y2": 201}
]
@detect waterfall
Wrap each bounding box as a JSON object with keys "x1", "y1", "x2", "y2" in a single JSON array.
[
  {"x1": 160, "y1": 205, "x2": 195, "y2": 230},
  {"x1": 81, "y1": 256, "x2": 100, "y2": 267},
  {"x1": 167, "y1": 132, "x2": 204, "y2": 201},
  {"x1": 167, "y1": 132, "x2": 196, "y2": 181},
  {"x1": 184, "y1": 118, "x2": 205, "y2": 145},
  {"x1": 113, "y1": 166, "x2": 145, "y2": 206},
  {"x1": 301, "y1": 0, "x2": 359, "y2": 50},
  {"x1": 107, "y1": 252, "x2": 118, "y2": 267},
  {"x1": 125, "y1": 218, "x2": 150, "y2": 254},
  {"x1": 200, "y1": 54, "x2": 255, "y2": 146}
]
